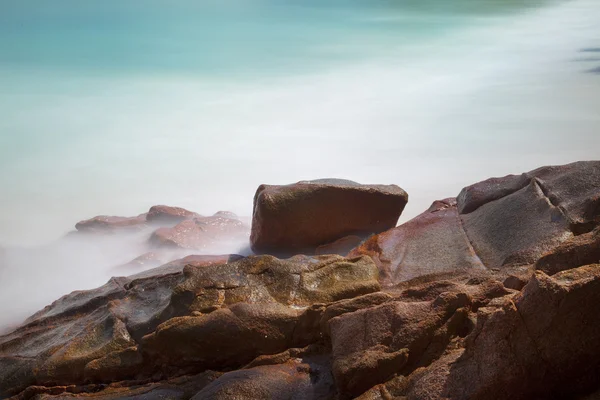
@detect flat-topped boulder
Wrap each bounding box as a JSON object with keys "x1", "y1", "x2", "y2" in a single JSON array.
[{"x1": 250, "y1": 179, "x2": 408, "y2": 256}]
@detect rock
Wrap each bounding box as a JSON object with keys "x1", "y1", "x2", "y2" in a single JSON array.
[
  {"x1": 0, "y1": 254, "x2": 378, "y2": 396},
  {"x1": 149, "y1": 214, "x2": 248, "y2": 250},
  {"x1": 502, "y1": 274, "x2": 529, "y2": 291},
  {"x1": 113, "y1": 252, "x2": 165, "y2": 273},
  {"x1": 18, "y1": 371, "x2": 221, "y2": 399},
  {"x1": 535, "y1": 226, "x2": 600, "y2": 275},
  {"x1": 0, "y1": 255, "x2": 239, "y2": 397},
  {"x1": 83, "y1": 346, "x2": 144, "y2": 383},
  {"x1": 457, "y1": 161, "x2": 600, "y2": 230},
  {"x1": 191, "y1": 351, "x2": 335, "y2": 399},
  {"x1": 351, "y1": 161, "x2": 600, "y2": 284},
  {"x1": 329, "y1": 290, "x2": 471, "y2": 398},
  {"x1": 457, "y1": 174, "x2": 529, "y2": 215},
  {"x1": 250, "y1": 179, "x2": 408, "y2": 255},
  {"x1": 460, "y1": 179, "x2": 572, "y2": 268},
  {"x1": 374, "y1": 265, "x2": 600, "y2": 400},
  {"x1": 315, "y1": 235, "x2": 363, "y2": 256},
  {"x1": 126, "y1": 254, "x2": 243, "y2": 281},
  {"x1": 349, "y1": 198, "x2": 485, "y2": 286},
  {"x1": 4, "y1": 162, "x2": 600, "y2": 400},
  {"x1": 75, "y1": 213, "x2": 147, "y2": 232},
  {"x1": 146, "y1": 205, "x2": 199, "y2": 224}
]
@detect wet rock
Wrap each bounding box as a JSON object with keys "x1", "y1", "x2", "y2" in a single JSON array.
[{"x1": 250, "y1": 179, "x2": 408, "y2": 255}]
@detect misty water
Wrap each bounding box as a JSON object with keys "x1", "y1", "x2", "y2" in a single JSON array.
[{"x1": 1, "y1": 0, "x2": 600, "y2": 329}]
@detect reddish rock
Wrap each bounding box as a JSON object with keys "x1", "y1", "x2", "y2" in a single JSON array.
[
  {"x1": 461, "y1": 179, "x2": 572, "y2": 268},
  {"x1": 250, "y1": 179, "x2": 408, "y2": 255},
  {"x1": 149, "y1": 214, "x2": 248, "y2": 250},
  {"x1": 329, "y1": 290, "x2": 471, "y2": 397},
  {"x1": 146, "y1": 205, "x2": 199, "y2": 224},
  {"x1": 315, "y1": 235, "x2": 363, "y2": 256},
  {"x1": 75, "y1": 213, "x2": 147, "y2": 232},
  {"x1": 349, "y1": 198, "x2": 485, "y2": 286},
  {"x1": 114, "y1": 252, "x2": 165, "y2": 273},
  {"x1": 458, "y1": 161, "x2": 600, "y2": 232}
]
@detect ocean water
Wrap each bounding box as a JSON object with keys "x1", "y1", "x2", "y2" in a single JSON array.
[{"x1": 1, "y1": 0, "x2": 600, "y2": 327}]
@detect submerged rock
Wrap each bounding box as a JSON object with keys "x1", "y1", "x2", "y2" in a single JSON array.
[{"x1": 250, "y1": 179, "x2": 408, "y2": 255}]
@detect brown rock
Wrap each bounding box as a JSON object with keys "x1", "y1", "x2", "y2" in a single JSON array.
[
  {"x1": 149, "y1": 214, "x2": 248, "y2": 250},
  {"x1": 535, "y1": 226, "x2": 600, "y2": 275},
  {"x1": 349, "y1": 198, "x2": 485, "y2": 286},
  {"x1": 146, "y1": 205, "x2": 199, "y2": 224},
  {"x1": 190, "y1": 352, "x2": 335, "y2": 399},
  {"x1": 83, "y1": 346, "x2": 143, "y2": 382},
  {"x1": 457, "y1": 161, "x2": 600, "y2": 231},
  {"x1": 250, "y1": 179, "x2": 408, "y2": 255},
  {"x1": 113, "y1": 252, "x2": 165, "y2": 273},
  {"x1": 75, "y1": 213, "x2": 147, "y2": 232},
  {"x1": 329, "y1": 291, "x2": 471, "y2": 397},
  {"x1": 315, "y1": 235, "x2": 363, "y2": 256},
  {"x1": 461, "y1": 179, "x2": 572, "y2": 268},
  {"x1": 382, "y1": 265, "x2": 600, "y2": 400}
]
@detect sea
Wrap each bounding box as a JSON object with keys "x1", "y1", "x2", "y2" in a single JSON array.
[{"x1": 0, "y1": 0, "x2": 599, "y2": 328}]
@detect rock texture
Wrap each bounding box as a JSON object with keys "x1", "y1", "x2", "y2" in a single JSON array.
[
  {"x1": 250, "y1": 179, "x2": 408, "y2": 255},
  {"x1": 75, "y1": 213, "x2": 148, "y2": 233},
  {"x1": 146, "y1": 205, "x2": 199, "y2": 225},
  {"x1": 150, "y1": 213, "x2": 247, "y2": 250},
  {"x1": 2, "y1": 161, "x2": 600, "y2": 400}
]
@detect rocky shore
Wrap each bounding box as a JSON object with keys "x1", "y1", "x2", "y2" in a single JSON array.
[{"x1": 1, "y1": 161, "x2": 600, "y2": 399}]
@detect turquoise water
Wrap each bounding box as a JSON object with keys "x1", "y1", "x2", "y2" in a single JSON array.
[{"x1": 1, "y1": 0, "x2": 600, "y2": 246}]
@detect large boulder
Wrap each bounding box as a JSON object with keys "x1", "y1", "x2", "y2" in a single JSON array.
[{"x1": 250, "y1": 179, "x2": 408, "y2": 255}]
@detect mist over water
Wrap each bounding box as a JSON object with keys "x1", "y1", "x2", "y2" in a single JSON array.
[{"x1": 1, "y1": 0, "x2": 600, "y2": 329}]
